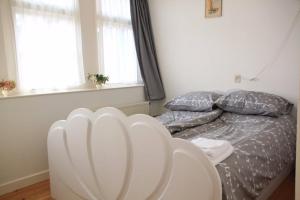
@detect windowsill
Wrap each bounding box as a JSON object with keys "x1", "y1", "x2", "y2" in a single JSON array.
[{"x1": 0, "y1": 83, "x2": 144, "y2": 100}]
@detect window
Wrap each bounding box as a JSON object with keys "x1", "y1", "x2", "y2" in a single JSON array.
[
  {"x1": 0, "y1": 0, "x2": 142, "y2": 92},
  {"x1": 97, "y1": 0, "x2": 140, "y2": 84},
  {"x1": 11, "y1": 0, "x2": 84, "y2": 90}
]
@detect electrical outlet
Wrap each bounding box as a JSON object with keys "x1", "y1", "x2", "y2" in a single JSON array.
[{"x1": 234, "y1": 75, "x2": 241, "y2": 83}]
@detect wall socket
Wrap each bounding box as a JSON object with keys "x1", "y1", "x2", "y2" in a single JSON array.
[{"x1": 234, "y1": 74, "x2": 242, "y2": 83}]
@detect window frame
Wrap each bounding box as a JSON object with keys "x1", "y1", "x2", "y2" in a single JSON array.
[{"x1": 0, "y1": 0, "x2": 141, "y2": 94}]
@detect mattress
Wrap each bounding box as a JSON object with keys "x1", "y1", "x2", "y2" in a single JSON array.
[{"x1": 166, "y1": 112, "x2": 296, "y2": 200}]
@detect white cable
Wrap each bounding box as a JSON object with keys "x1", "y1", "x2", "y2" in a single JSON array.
[{"x1": 244, "y1": 7, "x2": 300, "y2": 82}]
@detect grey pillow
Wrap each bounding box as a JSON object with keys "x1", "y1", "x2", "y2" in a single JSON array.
[
  {"x1": 156, "y1": 109, "x2": 223, "y2": 134},
  {"x1": 216, "y1": 90, "x2": 293, "y2": 117},
  {"x1": 165, "y1": 91, "x2": 222, "y2": 112}
]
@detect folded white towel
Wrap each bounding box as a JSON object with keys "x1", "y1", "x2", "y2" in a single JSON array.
[{"x1": 191, "y1": 138, "x2": 234, "y2": 165}]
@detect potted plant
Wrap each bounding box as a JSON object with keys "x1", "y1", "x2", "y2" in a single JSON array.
[
  {"x1": 0, "y1": 80, "x2": 16, "y2": 97},
  {"x1": 87, "y1": 74, "x2": 109, "y2": 89}
]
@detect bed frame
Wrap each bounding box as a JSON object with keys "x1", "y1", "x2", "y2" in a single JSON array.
[{"x1": 47, "y1": 107, "x2": 222, "y2": 200}]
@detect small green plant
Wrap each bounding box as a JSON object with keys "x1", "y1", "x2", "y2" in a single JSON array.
[{"x1": 88, "y1": 73, "x2": 109, "y2": 85}]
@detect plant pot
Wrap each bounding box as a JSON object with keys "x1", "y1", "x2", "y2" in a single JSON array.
[
  {"x1": 96, "y1": 84, "x2": 102, "y2": 89},
  {"x1": 1, "y1": 90, "x2": 8, "y2": 97}
]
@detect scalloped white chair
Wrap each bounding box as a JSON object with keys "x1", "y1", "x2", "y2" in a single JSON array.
[{"x1": 48, "y1": 107, "x2": 222, "y2": 200}]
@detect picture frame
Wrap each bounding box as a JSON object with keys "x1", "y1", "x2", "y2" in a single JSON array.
[{"x1": 205, "y1": 0, "x2": 222, "y2": 18}]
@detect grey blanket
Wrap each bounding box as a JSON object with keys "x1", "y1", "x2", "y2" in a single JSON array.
[
  {"x1": 159, "y1": 112, "x2": 296, "y2": 200},
  {"x1": 156, "y1": 109, "x2": 222, "y2": 133}
]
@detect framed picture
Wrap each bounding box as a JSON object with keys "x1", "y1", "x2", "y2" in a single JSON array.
[{"x1": 205, "y1": 0, "x2": 222, "y2": 18}]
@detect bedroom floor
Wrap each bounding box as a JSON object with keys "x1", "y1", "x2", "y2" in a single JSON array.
[{"x1": 0, "y1": 172, "x2": 295, "y2": 200}]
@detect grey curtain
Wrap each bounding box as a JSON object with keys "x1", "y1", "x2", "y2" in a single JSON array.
[{"x1": 130, "y1": 0, "x2": 165, "y2": 101}]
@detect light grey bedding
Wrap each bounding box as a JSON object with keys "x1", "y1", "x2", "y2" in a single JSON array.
[
  {"x1": 156, "y1": 109, "x2": 222, "y2": 133},
  {"x1": 165, "y1": 91, "x2": 222, "y2": 112},
  {"x1": 158, "y1": 112, "x2": 296, "y2": 200},
  {"x1": 216, "y1": 90, "x2": 293, "y2": 117}
]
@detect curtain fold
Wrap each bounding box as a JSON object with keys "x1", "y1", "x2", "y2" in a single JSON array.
[{"x1": 130, "y1": 0, "x2": 165, "y2": 101}]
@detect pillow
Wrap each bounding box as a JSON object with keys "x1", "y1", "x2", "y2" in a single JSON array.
[
  {"x1": 216, "y1": 90, "x2": 293, "y2": 117},
  {"x1": 165, "y1": 91, "x2": 222, "y2": 112},
  {"x1": 156, "y1": 109, "x2": 223, "y2": 134}
]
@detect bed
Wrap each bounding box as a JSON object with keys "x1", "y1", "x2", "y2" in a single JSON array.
[
  {"x1": 47, "y1": 90, "x2": 296, "y2": 200},
  {"x1": 158, "y1": 111, "x2": 296, "y2": 200}
]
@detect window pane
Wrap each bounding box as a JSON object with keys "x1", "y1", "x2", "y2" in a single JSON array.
[
  {"x1": 97, "y1": 0, "x2": 141, "y2": 84},
  {"x1": 102, "y1": 22, "x2": 139, "y2": 83},
  {"x1": 12, "y1": 0, "x2": 83, "y2": 90},
  {"x1": 100, "y1": 0, "x2": 131, "y2": 20},
  {"x1": 12, "y1": 0, "x2": 75, "y2": 12}
]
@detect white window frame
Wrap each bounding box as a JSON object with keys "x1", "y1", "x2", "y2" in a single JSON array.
[{"x1": 0, "y1": 0, "x2": 141, "y2": 94}]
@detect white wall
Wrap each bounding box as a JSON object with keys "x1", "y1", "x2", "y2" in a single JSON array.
[
  {"x1": 0, "y1": 86, "x2": 147, "y2": 195},
  {"x1": 149, "y1": 0, "x2": 300, "y2": 106}
]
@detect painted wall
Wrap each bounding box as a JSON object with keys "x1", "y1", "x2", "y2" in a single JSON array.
[
  {"x1": 149, "y1": 0, "x2": 300, "y2": 106},
  {"x1": 0, "y1": 86, "x2": 147, "y2": 194}
]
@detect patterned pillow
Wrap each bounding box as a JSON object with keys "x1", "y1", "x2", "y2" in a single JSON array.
[
  {"x1": 216, "y1": 90, "x2": 293, "y2": 117},
  {"x1": 165, "y1": 91, "x2": 222, "y2": 112}
]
